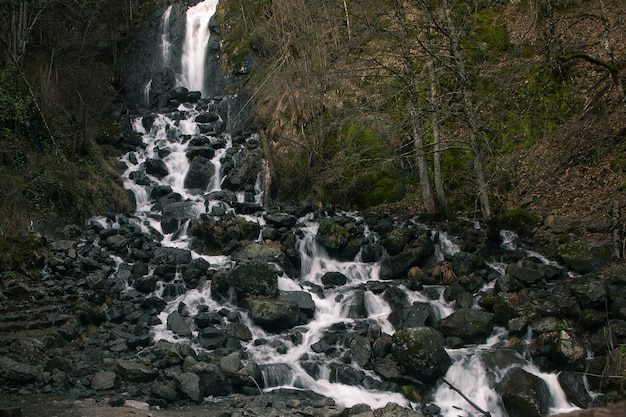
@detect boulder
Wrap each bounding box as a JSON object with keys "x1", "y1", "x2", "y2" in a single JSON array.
[
  {"x1": 184, "y1": 156, "x2": 215, "y2": 191},
  {"x1": 557, "y1": 240, "x2": 613, "y2": 273},
  {"x1": 264, "y1": 212, "x2": 298, "y2": 228},
  {"x1": 91, "y1": 371, "x2": 119, "y2": 390},
  {"x1": 321, "y1": 271, "x2": 348, "y2": 287},
  {"x1": 496, "y1": 367, "x2": 551, "y2": 417},
  {"x1": 558, "y1": 370, "x2": 593, "y2": 409},
  {"x1": 116, "y1": 360, "x2": 158, "y2": 383},
  {"x1": 167, "y1": 311, "x2": 192, "y2": 337},
  {"x1": 439, "y1": 308, "x2": 495, "y2": 343},
  {"x1": 391, "y1": 327, "x2": 451, "y2": 383},
  {"x1": 211, "y1": 261, "x2": 278, "y2": 303},
  {"x1": 243, "y1": 296, "x2": 300, "y2": 332},
  {"x1": 145, "y1": 158, "x2": 169, "y2": 178}
]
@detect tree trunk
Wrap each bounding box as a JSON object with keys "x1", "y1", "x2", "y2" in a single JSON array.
[
  {"x1": 393, "y1": 0, "x2": 436, "y2": 213},
  {"x1": 442, "y1": 0, "x2": 492, "y2": 219},
  {"x1": 260, "y1": 132, "x2": 276, "y2": 208},
  {"x1": 411, "y1": 106, "x2": 436, "y2": 213},
  {"x1": 428, "y1": 57, "x2": 451, "y2": 217}
]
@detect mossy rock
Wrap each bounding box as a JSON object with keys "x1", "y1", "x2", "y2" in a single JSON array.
[
  {"x1": 557, "y1": 240, "x2": 613, "y2": 274},
  {"x1": 316, "y1": 220, "x2": 349, "y2": 251}
]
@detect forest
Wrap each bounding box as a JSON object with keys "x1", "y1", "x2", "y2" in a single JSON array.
[{"x1": 0, "y1": 0, "x2": 625, "y2": 273}]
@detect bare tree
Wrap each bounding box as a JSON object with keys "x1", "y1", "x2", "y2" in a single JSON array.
[{"x1": 439, "y1": 0, "x2": 492, "y2": 219}]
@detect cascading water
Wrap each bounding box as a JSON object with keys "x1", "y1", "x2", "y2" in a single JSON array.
[
  {"x1": 180, "y1": 0, "x2": 219, "y2": 95},
  {"x1": 108, "y1": 0, "x2": 589, "y2": 414}
]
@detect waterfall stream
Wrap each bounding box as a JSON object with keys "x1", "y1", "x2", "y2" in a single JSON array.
[{"x1": 111, "y1": 1, "x2": 587, "y2": 415}]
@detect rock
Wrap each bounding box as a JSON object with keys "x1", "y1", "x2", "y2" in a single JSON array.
[
  {"x1": 507, "y1": 260, "x2": 545, "y2": 285},
  {"x1": 439, "y1": 308, "x2": 494, "y2": 343},
  {"x1": 557, "y1": 240, "x2": 613, "y2": 273},
  {"x1": 570, "y1": 279, "x2": 607, "y2": 308},
  {"x1": 243, "y1": 296, "x2": 300, "y2": 332},
  {"x1": 496, "y1": 367, "x2": 550, "y2": 417},
  {"x1": 195, "y1": 112, "x2": 219, "y2": 123},
  {"x1": 167, "y1": 311, "x2": 192, "y2": 337},
  {"x1": 382, "y1": 228, "x2": 412, "y2": 255},
  {"x1": 391, "y1": 327, "x2": 451, "y2": 384},
  {"x1": 198, "y1": 326, "x2": 227, "y2": 350},
  {"x1": 321, "y1": 271, "x2": 348, "y2": 287},
  {"x1": 91, "y1": 371, "x2": 119, "y2": 390},
  {"x1": 264, "y1": 212, "x2": 298, "y2": 228},
  {"x1": 558, "y1": 370, "x2": 593, "y2": 409},
  {"x1": 211, "y1": 261, "x2": 279, "y2": 301},
  {"x1": 178, "y1": 372, "x2": 202, "y2": 402},
  {"x1": 281, "y1": 291, "x2": 316, "y2": 320},
  {"x1": 188, "y1": 361, "x2": 232, "y2": 396},
  {"x1": 219, "y1": 352, "x2": 242, "y2": 374},
  {"x1": 555, "y1": 330, "x2": 586, "y2": 369},
  {"x1": 184, "y1": 156, "x2": 215, "y2": 191},
  {"x1": 115, "y1": 360, "x2": 158, "y2": 383},
  {"x1": 145, "y1": 158, "x2": 169, "y2": 178},
  {"x1": 0, "y1": 356, "x2": 39, "y2": 383}
]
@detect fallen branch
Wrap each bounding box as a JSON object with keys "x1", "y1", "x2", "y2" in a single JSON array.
[{"x1": 442, "y1": 378, "x2": 491, "y2": 417}]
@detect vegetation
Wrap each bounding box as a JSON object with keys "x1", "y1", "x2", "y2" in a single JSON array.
[
  {"x1": 0, "y1": 0, "x2": 167, "y2": 275},
  {"x1": 218, "y1": 0, "x2": 624, "y2": 216},
  {"x1": 0, "y1": 0, "x2": 624, "y2": 273}
]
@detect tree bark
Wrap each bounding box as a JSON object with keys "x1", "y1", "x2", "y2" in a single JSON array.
[
  {"x1": 428, "y1": 57, "x2": 451, "y2": 217},
  {"x1": 393, "y1": 0, "x2": 436, "y2": 213},
  {"x1": 442, "y1": 0, "x2": 491, "y2": 219}
]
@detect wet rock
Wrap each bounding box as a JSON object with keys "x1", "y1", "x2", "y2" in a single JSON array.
[
  {"x1": 243, "y1": 296, "x2": 300, "y2": 332},
  {"x1": 382, "y1": 228, "x2": 412, "y2": 255},
  {"x1": 182, "y1": 257, "x2": 210, "y2": 289},
  {"x1": 328, "y1": 362, "x2": 366, "y2": 386},
  {"x1": 231, "y1": 242, "x2": 283, "y2": 264},
  {"x1": 198, "y1": 326, "x2": 227, "y2": 350},
  {"x1": 145, "y1": 158, "x2": 169, "y2": 178},
  {"x1": 558, "y1": 370, "x2": 593, "y2": 409},
  {"x1": 281, "y1": 291, "x2": 316, "y2": 321},
  {"x1": 265, "y1": 212, "x2": 298, "y2": 228},
  {"x1": 321, "y1": 271, "x2": 348, "y2": 287},
  {"x1": 184, "y1": 156, "x2": 215, "y2": 191},
  {"x1": 496, "y1": 367, "x2": 550, "y2": 417},
  {"x1": 391, "y1": 327, "x2": 451, "y2": 384},
  {"x1": 167, "y1": 311, "x2": 192, "y2": 337},
  {"x1": 439, "y1": 308, "x2": 494, "y2": 343},
  {"x1": 211, "y1": 260, "x2": 279, "y2": 301}
]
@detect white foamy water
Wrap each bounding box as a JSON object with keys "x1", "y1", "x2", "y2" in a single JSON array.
[{"x1": 180, "y1": 0, "x2": 218, "y2": 94}]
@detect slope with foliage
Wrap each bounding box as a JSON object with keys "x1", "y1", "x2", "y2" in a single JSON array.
[
  {"x1": 217, "y1": 0, "x2": 626, "y2": 221},
  {"x1": 0, "y1": 0, "x2": 167, "y2": 274}
]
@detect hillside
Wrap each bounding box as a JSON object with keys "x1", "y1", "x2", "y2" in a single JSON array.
[{"x1": 0, "y1": 0, "x2": 625, "y2": 274}]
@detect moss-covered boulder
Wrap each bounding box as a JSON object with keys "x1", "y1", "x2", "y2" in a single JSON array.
[
  {"x1": 242, "y1": 296, "x2": 300, "y2": 332},
  {"x1": 391, "y1": 327, "x2": 451, "y2": 384},
  {"x1": 210, "y1": 261, "x2": 278, "y2": 301},
  {"x1": 439, "y1": 308, "x2": 495, "y2": 344},
  {"x1": 557, "y1": 240, "x2": 613, "y2": 273}
]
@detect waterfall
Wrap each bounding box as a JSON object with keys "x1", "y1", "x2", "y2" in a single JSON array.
[
  {"x1": 180, "y1": 0, "x2": 218, "y2": 94},
  {"x1": 105, "y1": 1, "x2": 587, "y2": 414},
  {"x1": 161, "y1": 5, "x2": 173, "y2": 66}
]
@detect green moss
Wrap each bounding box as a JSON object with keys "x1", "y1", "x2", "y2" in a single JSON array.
[{"x1": 501, "y1": 208, "x2": 542, "y2": 231}]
